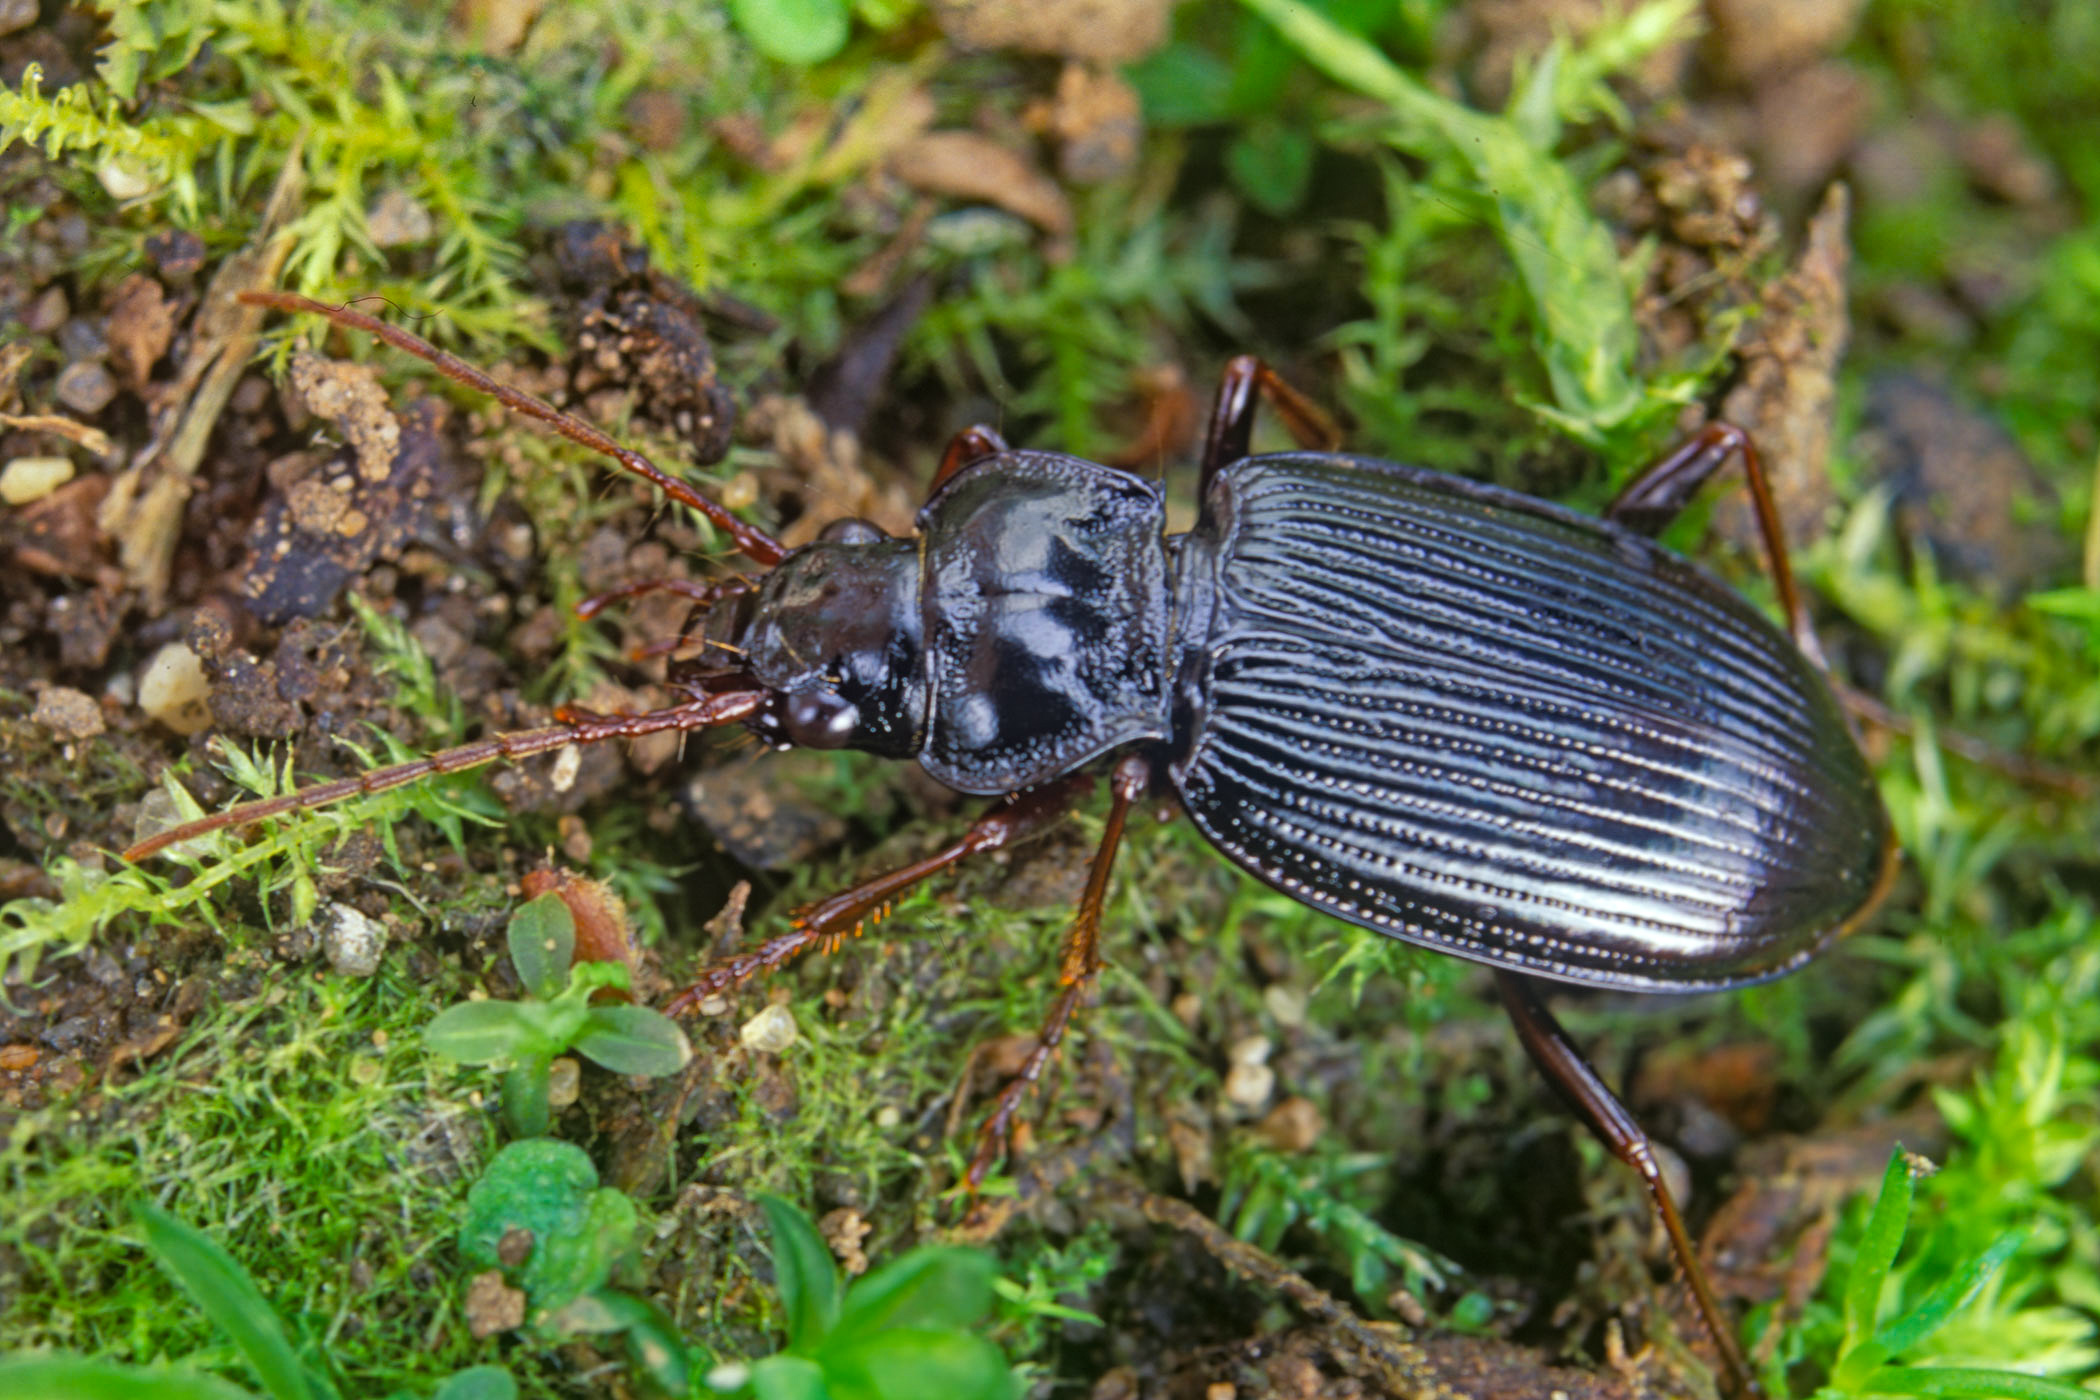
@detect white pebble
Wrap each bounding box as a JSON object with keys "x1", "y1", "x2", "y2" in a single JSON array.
[
  {"x1": 138, "y1": 643, "x2": 212, "y2": 735},
  {"x1": 320, "y1": 902, "x2": 386, "y2": 977},
  {"x1": 739, "y1": 1003, "x2": 798, "y2": 1054},
  {"x1": 547, "y1": 1056, "x2": 581, "y2": 1109},
  {"x1": 1, "y1": 456, "x2": 74, "y2": 505}
]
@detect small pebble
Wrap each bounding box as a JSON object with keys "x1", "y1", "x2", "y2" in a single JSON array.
[
  {"x1": 55, "y1": 361, "x2": 117, "y2": 415},
  {"x1": 1256, "y1": 1096, "x2": 1324, "y2": 1154},
  {"x1": 139, "y1": 643, "x2": 213, "y2": 735},
  {"x1": 546, "y1": 1056, "x2": 581, "y2": 1109},
  {"x1": 1, "y1": 456, "x2": 75, "y2": 505},
  {"x1": 366, "y1": 189, "x2": 435, "y2": 247},
  {"x1": 23, "y1": 285, "x2": 67, "y2": 334},
  {"x1": 56, "y1": 316, "x2": 105, "y2": 360},
  {"x1": 96, "y1": 156, "x2": 157, "y2": 201},
  {"x1": 1223, "y1": 1060, "x2": 1274, "y2": 1111},
  {"x1": 739, "y1": 1002, "x2": 798, "y2": 1054},
  {"x1": 320, "y1": 902, "x2": 387, "y2": 977},
  {"x1": 144, "y1": 229, "x2": 207, "y2": 280},
  {"x1": 0, "y1": 0, "x2": 38, "y2": 37},
  {"x1": 1262, "y1": 984, "x2": 1307, "y2": 1028},
  {"x1": 1223, "y1": 1034, "x2": 1274, "y2": 1110},
  {"x1": 32, "y1": 685, "x2": 104, "y2": 739}
]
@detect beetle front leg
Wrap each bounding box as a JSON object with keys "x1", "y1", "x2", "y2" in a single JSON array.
[
  {"x1": 663, "y1": 770, "x2": 1096, "y2": 1017},
  {"x1": 1495, "y1": 971, "x2": 1765, "y2": 1400},
  {"x1": 965, "y1": 753, "x2": 1151, "y2": 1189}
]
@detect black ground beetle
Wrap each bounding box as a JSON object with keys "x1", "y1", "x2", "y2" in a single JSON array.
[{"x1": 132, "y1": 291, "x2": 1898, "y2": 1397}]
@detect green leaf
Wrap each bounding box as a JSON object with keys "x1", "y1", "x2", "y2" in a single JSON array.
[
  {"x1": 575, "y1": 1004, "x2": 693, "y2": 1077},
  {"x1": 0, "y1": 1356, "x2": 258, "y2": 1400},
  {"x1": 1225, "y1": 124, "x2": 1314, "y2": 217},
  {"x1": 833, "y1": 1247, "x2": 994, "y2": 1343},
  {"x1": 1847, "y1": 1150, "x2": 1918, "y2": 1348},
  {"x1": 430, "y1": 1367, "x2": 516, "y2": 1400},
  {"x1": 507, "y1": 894, "x2": 574, "y2": 1000},
  {"x1": 729, "y1": 0, "x2": 851, "y2": 65},
  {"x1": 425, "y1": 1001, "x2": 541, "y2": 1065},
  {"x1": 1126, "y1": 44, "x2": 1238, "y2": 127},
  {"x1": 1860, "y1": 1367, "x2": 2100, "y2": 1399},
  {"x1": 759, "y1": 1194, "x2": 842, "y2": 1349},
  {"x1": 603, "y1": 1291, "x2": 696, "y2": 1397},
  {"x1": 1875, "y1": 1229, "x2": 2025, "y2": 1357},
  {"x1": 500, "y1": 1058, "x2": 553, "y2": 1139},
  {"x1": 459, "y1": 1141, "x2": 638, "y2": 1315},
  {"x1": 747, "y1": 1356, "x2": 828, "y2": 1400},
  {"x1": 133, "y1": 1202, "x2": 317, "y2": 1400},
  {"x1": 821, "y1": 1328, "x2": 1016, "y2": 1400}
]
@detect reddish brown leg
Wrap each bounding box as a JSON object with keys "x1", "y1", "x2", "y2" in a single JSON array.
[
  {"x1": 663, "y1": 770, "x2": 1098, "y2": 1017},
  {"x1": 1199, "y1": 355, "x2": 1344, "y2": 497},
  {"x1": 1497, "y1": 972, "x2": 1764, "y2": 1400},
  {"x1": 574, "y1": 575, "x2": 749, "y2": 622},
  {"x1": 1606, "y1": 421, "x2": 1822, "y2": 668},
  {"x1": 929, "y1": 425, "x2": 1010, "y2": 494},
  {"x1": 123, "y1": 691, "x2": 766, "y2": 862},
  {"x1": 965, "y1": 753, "x2": 1150, "y2": 1189}
]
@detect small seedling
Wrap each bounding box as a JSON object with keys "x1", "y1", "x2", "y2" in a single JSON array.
[
  {"x1": 1220, "y1": 1142, "x2": 1457, "y2": 1314},
  {"x1": 1811, "y1": 1149, "x2": 2089, "y2": 1400},
  {"x1": 0, "y1": 1203, "x2": 513, "y2": 1400},
  {"x1": 425, "y1": 893, "x2": 691, "y2": 1137},
  {"x1": 704, "y1": 1195, "x2": 1017, "y2": 1400},
  {"x1": 457, "y1": 1139, "x2": 685, "y2": 1394}
]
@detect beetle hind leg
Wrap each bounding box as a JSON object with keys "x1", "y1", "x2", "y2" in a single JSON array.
[
  {"x1": 1496, "y1": 972, "x2": 1766, "y2": 1400},
  {"x1": 1199, "y1": 356, "x2": 1343, "y2": 496},
  {"x1": 1606, "y1": 421, "x2": 1823, "y2": 668},
  {"x1": 929, "y1": 425, "x2": 1011, "y2": 493}
]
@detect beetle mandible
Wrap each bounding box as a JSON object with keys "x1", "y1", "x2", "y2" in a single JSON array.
[{"x1": 130, "y1": 290, "x2": 1898, "y2": 1398}]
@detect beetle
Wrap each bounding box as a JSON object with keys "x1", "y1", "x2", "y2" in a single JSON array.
[{"x1": 130, "y1": 291, "x2": 1897, "y2": 1398}]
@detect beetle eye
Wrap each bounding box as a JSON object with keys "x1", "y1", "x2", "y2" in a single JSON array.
[
  {"x1": 780, "y1": 690, "x2": 860, "y2": 749},
  {"x1": 817, "y1": 517, "x2": 887, "y2": 546}
]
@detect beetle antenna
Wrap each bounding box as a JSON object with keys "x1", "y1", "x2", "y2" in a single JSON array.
[
  {"x1": 238, "y1": 291, "x2": 786, "y2": 568},
  {"x1": 123, "y1": 691, "x2": 765, "y2": 863}
]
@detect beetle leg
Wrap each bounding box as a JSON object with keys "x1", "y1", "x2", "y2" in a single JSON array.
[
  {"x1": 965, "y1": 753, "x2": 1151, "y2": 1189},
  {"x1": 1605, "y1": 421, "x2": 1823, "y2": 669},
  {"x1": 1495, "y1": 972, "x2": 1765, "y2": 1400},
  {"x1": 662, "y1": 769, "x2": 1097, "y2": 1017},
  {"x1": 574, "y1": 574, "x2": 749, "y2": 621},
  {"x1": 123, "y1": 691, "x2": 768, "y2": 862},
  {"x1": 1199, "y1": 356, "x2": 1343, "y2": 497},
  {"x1": 929, "y1": 425, "x2": 1012, "y2": 493}
]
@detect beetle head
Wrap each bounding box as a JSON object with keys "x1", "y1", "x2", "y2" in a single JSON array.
[{"x1": 736, "y1": 518, "x2": 926, "y2": 758}]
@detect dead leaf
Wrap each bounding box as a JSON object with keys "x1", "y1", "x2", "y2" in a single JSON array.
[
  {"x1": 891, "y1": 131, "x2": 1073, "y2": 238},
  {"x1": 107, "y1": 274, "x2": 179, "y2": 390}
]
